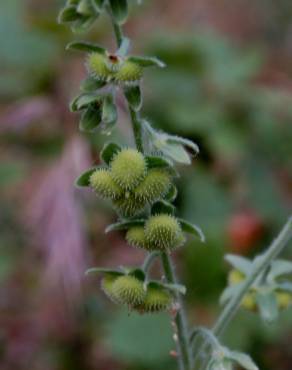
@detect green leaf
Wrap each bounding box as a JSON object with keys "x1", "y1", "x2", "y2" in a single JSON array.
[
  {"x1": 227, "y1": 350, "x2": 259, "y2": 370},
  {"x1": 224, "y1": 254, "x2": 252, "y2": 275},
  {"x1": 128, "y1": 56, "x2": 166, "y2": 68},
  {"x1": 145, "y1": 155, "x2": 178, "y2": 177},
  {"x1": 66, "y1": 40, "x2": 105, "y2": 54},
  {"x1": 77, "y1": 0, "x2": 94, "y2": 15},
  {"x1": 58, "y1": 5, "x2": 79, "y2": 23},
  {"x1": 256, "y1": 291, "x2": 279, "y2": 323},
  {"x1": 151, "y1": 200, "x2": 175, "y2": 216},
  {"x1": 160, "y1": 142, "x2": 191, "y2": 164},
  {"x1": 80, "y1": 76, "x2": 106, "y2": 92},
  {"x1": 109, "y1": 0, "x2": 128, "y2": 25},
  {"x1": 105, "y1": 219, "x2": 145, "y2": 233},
  {"x1": 100, "y1": 142, "x2": 121, "y2": 165},
  {"x1": 75, "y1": 166, "x2": 101, "y2": 187},
  {"x1": 178, "y1": 219, "x2": 205, "y2": 242},
  {"x1": 164, "y1": 183, "x2": 177, "y2": 202},
  {"x1": 128, "y1": 268, "x2": 145, "y2": 281},
  {"x1": 70, "y1": 92, "x2": 102, "y2": 112},
  {"x1": 85, "y1": 267, "x2": 123, "y2": 276},
  {"x1": 268, "y1": 259, "x2": 292, "y2": 282},
  {"x1": 71, "y1": 14, "x2": 96, "y2": 33},
  {"x1": 124, "y1": 85, "x2": 142, "y2": 111},
  {"x1": 102, "y1": 95, "x2": 117, "y2": 130},
  {"x1": 79, "y1": 103, "x2": 102, "y2": 132}
]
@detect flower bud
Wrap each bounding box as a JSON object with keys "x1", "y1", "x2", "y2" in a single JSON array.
[
  {"x1": 111, "y1": 148, "x2": 146, "y2": 191},
  {"x1": 112, "y1": 275, "x2": 146, "y2": 307},
  {"x1": 228, "y1": 269, "x2": 245, "y2": 285},
  {"x1": 115, "y1": 60, "x2": 143, "y2": 85},
  {"x1": 134, "y1": 169, "x2": 171, "y2": 203},
  {"x1": 90, "y1": 169, "x2": 123, "y2": 199},
  {"x1": 101, "y1": 274, "x2": 118, "y2": 303},
  {"x1": 126, "y1": 226, "x2": 147, "y2": 249},
  {"x1": 144, "y1": 214, "x2": 185, "y2": 251},
  {"x1": 87, "y1": 53, "x2": 113, "y2": 81},
  {"x1": 241, "y1": 292, "x2": 257, "y2": 311},
  {"x1": 139, "y1": 286, "x2": 172, "y2": 313},
  {"x1": 276, "y1": 291, "x2": 292, "y2": 309}
]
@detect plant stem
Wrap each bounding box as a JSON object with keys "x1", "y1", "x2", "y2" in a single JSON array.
[
  {"x1": 213, "y1": 216, "x2": 292, "y2": 337},
  {"x1": 109, "y1": 13, "x2": 192, "y2": 370},
  {"x1": 161, "y1": 252, "x2": 192, "y2": 370},
  {"x1": 142, "y1": 251, "x2": 160, "y2": 273}
]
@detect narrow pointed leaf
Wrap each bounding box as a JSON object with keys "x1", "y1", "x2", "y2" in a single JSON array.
[
  {"x1": 80, "y1": 77, "x2": 106, "y2": 92},
  {"x1": 71, "y1": 15, "x2": 96, "y2": 33},
  {"x1": 268, "y1": 259, "x2": 292, "y2": 282},
  {"x1": 70, "y1": 93, "x2": 102, "y2": 112},
  {"x1": 102, "y1": 95, "x2": 117, "y2": 127},
  {"x1": 100, "y1": 142, "x2": 121, "y2": 165},
  {"x1": 224, "y1": 254, "x2": 252, "y2": 275},
  {"x1": 161, "y1": 142, "x2": 191, "y2": 164},
  {"x1": 164, "y1": 183, "x2": 177, "y2": 202},
  {"x1": 145, "y1": 155, "x2": 178, "y2": 177},
  {"x1": 79, "y1": 103, "x2": 102, "y2": 132},
  {"x1": 128, "y1": 56, "x2": 166, "y2": 68},
  {"x1": 124, "y1": 85, "x2": 142, "y2": 111},
  {"x1": 178, "y1": 219, "x2": 205, "y2": 242},
  {"x1": 109, "y1": 0, "x2": 128, "y2": 25},
  {"x1": 256, "y1": 291, "x2": 279, "y2": 323},
  {"x1": 227, "y1": 351, "x2": 259, "y2": 370},
  {"x1": 75, "y1": 166, "x2": 101, "y2": 187},
  {"x1": 66, "y1": 41, "x2": 106, "y2": 54},
  {"x1": 58, "y1": 6, "x2": 79, "y2": 23},
  {"x1": 85, "y1": 267, "x2": 123, "y2": 276},
  {"x1": 105, "y1": 219, "x2": 145, "y2": 233},
  {"x1": 151, "y1": 200, "x2": 175, "y2": 216}
]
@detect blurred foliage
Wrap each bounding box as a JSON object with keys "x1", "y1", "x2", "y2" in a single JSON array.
[{"x1": 0, "y1": 0, "x2": 292, "y2": 370}]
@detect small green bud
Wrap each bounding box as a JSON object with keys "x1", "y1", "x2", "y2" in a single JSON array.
[
  {"x1": 112, "y1": 275, "x2": 146, "y2": 306},
  {"x1": 276, "y1": 291, "x2": 292, "y2": 309},
  {"x1": 90, "y1": 169, "x2": 123, "y2": 199},
  {"x1": 87, "y1": 53, "x2": 113, "y2": 81},
  {"x1": 139, "y1": 286, "x2": 172, "y2": 313},
  {"x1": 113, "y1": 193, "x2": 146, "y2": 217},
  {"x1": 115, "y1": 60, "x2": 143, "y2": 85},
  {"x1": 144, "y1": 214, "x2": 185, "y2": 251},
  {"x1": 110, "y1": 148, "x2": 146, "y2": 191},
  {"x1": 126, "y1": 226, "x2": 147, "y2": 249},
  {"x1": 134, "y1": 169, "x2": 171, "y2": 203},
  {"x1": 101, "y1": 274, "x2": 118, "y2": 303},
  {"x1": 228, "y1": 269, "x2": 245, "y2": 285}
]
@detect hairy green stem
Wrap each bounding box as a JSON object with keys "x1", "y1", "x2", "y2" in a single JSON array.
[
  {"x1": 161, "y1": 252, "x2": 192, "y2": 370},
  {"x1": 142, "y1": 251, "x2": 160, "y2": 273},
  {"x1": 213, "y1": 216, "x2": 292, "y2": 337},
  {"x1": 108, "y1": 12, "x2": 192, "y2": 370}
]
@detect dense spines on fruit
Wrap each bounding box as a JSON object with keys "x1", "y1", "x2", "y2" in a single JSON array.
[
  {"x1": 112, "y1": 275, "x2": 146, "y2": 306},
  {"x1": 126, "y1": 226, "x2": 147, "y2": 249},
  {"x1": 90, "y1": 168, "x2": 122, "y2": 199},
  {"x1": 110, "y1": 148, "x2": 146, "y2": 191},
  {"x1": 140, "y1": 286, "x2": 172, "y2": 313},
  {"x1": 101, "y1": 274, "x2": 118, "y2": 303},
  {"x1": 87, "y1": 53, "x2": 113, "y2": 81},
  {"x1": 115, "y1": 60, "x2": 143, "y2": 85},
  {"x1": 134, "y1": 169, "x2": 171, "y2": 203},
  {"x1": 144, "y1": 214, "x2": 185, "y2": 251},
  {"x1": 113, "y1": 194, "x2": 146, "y2": 217}
]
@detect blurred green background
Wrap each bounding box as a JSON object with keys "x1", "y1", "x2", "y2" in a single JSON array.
[{"x1": 0, "y1": 0, "x2": 292, "y2": 369}]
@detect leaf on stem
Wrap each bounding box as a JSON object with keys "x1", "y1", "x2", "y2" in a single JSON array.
[
  {"x1": 224, "y1": 254, "x2": 252, "y2": 275},
  {"x1": 178, "y1": 219, "x2": 205, "y2": 242},
  {"x1": 75, "y1": 166, "x2": 102, "y2": 187},
  {"x1": 100, "y1": 142, "x2": 121, "y2": 165},
  {"x1": 109, "y1": 0, "x2": 128, "y2": 25},
  {"x1": 105, "y1": 219, "x2": 145, "y2": 233},
  {"x1": 124, "y1": 85, "x2": 142, "y2": 111},
  {"x1": 66, "y1": 40, "x2": 106, "y2": 54},
  {"x1": 151, "y1": 200, "x2": 175, "y2": 216},
  {"x1": 79, "y1": 103, "x2": 102, "y2": 132},
  {"x1": 128, "y1": 56, "x2": 166, "y2": 68}
]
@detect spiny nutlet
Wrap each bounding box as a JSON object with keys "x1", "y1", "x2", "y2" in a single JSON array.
[
  {"x1": 90, "y1": 169, "x2": 123, "y2": 199},
  {"x1": 138, "y1": 286, "x2": 172, "y2": 313},
  {"x1": 110, "y1": 148, "x2": 146, "y2": 191},
  {"x1": 134, "y1": 169, "x2": 171, "y2": 203},
  {"x1": 115, "y1": 60, "x2": 143, "y2": 85},
  {"x1": 101, "y1": 274, "x2": 119, "y2": 303},
  {"x1": 113, "y1": 194, "x2": 147, "y2": 217},
  {"x1": 144, "y1": 214, "x2": 185, "y2": 251},
  {"x1": 126, "y1": 226, "x2": 147, "y2": 249},
  {"x1": 112, "y1": 275, "x2": 146, "y2": 307},
  {"x1": 228, "y1": 269, "x2": 245, "y2": 286},
  {"x1": 87, "y1": 53, "x2": 113, "y2": 82}
]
